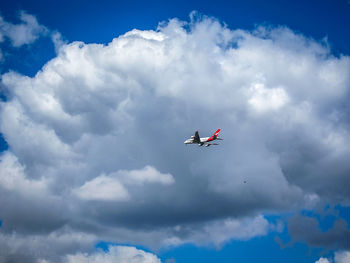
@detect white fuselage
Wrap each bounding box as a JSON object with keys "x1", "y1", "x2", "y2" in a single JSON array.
[{"x1": 184, "y1": 137, "x2": 210, "y2": 144}]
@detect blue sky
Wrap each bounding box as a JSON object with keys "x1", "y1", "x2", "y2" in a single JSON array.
[{"x1": 0, "y1": 1, "x2": 350, "y2": 263}]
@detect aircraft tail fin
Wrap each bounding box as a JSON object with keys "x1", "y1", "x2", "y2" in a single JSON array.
[
  {"x1": 207, "y1": 129, "x2": 221, "y2": 141},
  {"x1": 213, "y1": 129, "x2": 221, "y2": 136}
]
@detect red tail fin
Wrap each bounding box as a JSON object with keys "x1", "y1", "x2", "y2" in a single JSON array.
[{"x1": 213, "y1": 129, "x2": 221, "y2": 136}]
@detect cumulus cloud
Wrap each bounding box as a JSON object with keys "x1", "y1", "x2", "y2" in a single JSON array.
[
  {"x1": 163, "y1": 215, "x2": 272, "y2": 247},
  {"x1": 248, "y1": 83, "x2": 289, "y2": 113},
  {"x1": 73, "y1": 174, "x2": 130, "y2": 201},
  {"x1": 315, "y1": 258, "x2": 331, "y2": 263},
  {"x1": 65, "y1": 245, "x2": 161, "y2": 263},
  {"x1": 73, "y1": 165, "x2": 174, "y2": 201},
  {"x1": 0, "y1": 227, "x2": 97, "y2": 263},
  {"x1": 51, "y1": 31, "x2": 66, "y2": 53},
  {"x1": 315, "y1": 250, "x2": 350, "y2": 263},
  {"x1": 0, "y1": 10, "x2": 48, "y2": 47},
  {"x1": 0, "y1": 12, "x2": 349, "y2": 261},
  {"x1": 334, "y1": 251, "x2": 350, "y2": 263},
  {"x1": 0, "y1": 152, "x2": 48, "y2": 195}
]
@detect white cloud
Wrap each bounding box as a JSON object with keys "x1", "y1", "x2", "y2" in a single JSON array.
[
  {"x1": 73, "y1": 166, "x2": 174, "y2": 201},
  {"x1": 164, "y1": 215, "x2": 270, "y2": 247},
  {"x1": 0, "y1": 11, "x2": 48, "y2": 47},
  {"x1": 315, "y1": 258, "x2": 331, "y2": 263},
  {"x1": 248, "y1": 83, "x2": 289, "y2": 113},
  {"x1": 335, "y1": 251, "x2": 350, "y2": 263},
  {"x1": 51, "y1": 31, "x2": 66, "y2": 53},
  {"x1": 201, "y1": 215, "x2": 269, "y2": 244},
  {"x1": 73, "y1": 174, "x2": 130, "y2": 201},
  {"x1": 116, "y1": 165, "x2": 175, "y2": 185},
  {"x1": 0, "y1": 12, "x2": 349, "y2": 261},
  {"x1": 65, "y1": 245, "x2": 161, "y2": 263},
  {"x1": 0, "y1": 152, "x2": 48, "y2": 195},
  {"x1": 315, "y1": 250, "x2": 350, "y2": 263},
  {"x1": 0, "y1": 227, "x2": 97, "y2": 263}
]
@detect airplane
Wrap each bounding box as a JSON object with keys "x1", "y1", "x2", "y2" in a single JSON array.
[{"x1": 184, "y1": 129, "x2": 223, "y2": 147}]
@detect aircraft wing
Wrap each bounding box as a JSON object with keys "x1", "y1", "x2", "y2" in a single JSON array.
[
  {"x1": 205, "y1": 143, "x2": 219, "y2": 147},
  {"x1": 193, "y1": 131, "x2": 200, "y2": 143}
]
